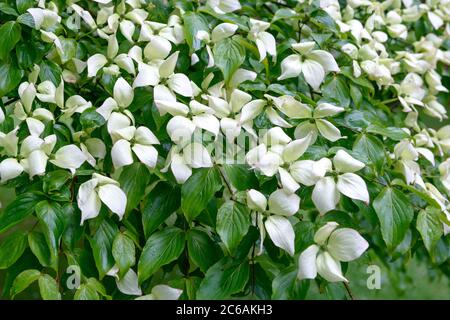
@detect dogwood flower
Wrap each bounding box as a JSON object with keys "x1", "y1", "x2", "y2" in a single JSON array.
[
  {"x1": 278, "y1": 41, "x2": 340, "y2": 90},
  {"x1": 111, "y1": 126, "x2": 160, "y2": 169},
  {"x1": 301, "y1": 150, "x2": 370, "y2": 214},
  {"x1": 162, "y1": 143, "x2": 213, "y2": 183},
  {"x1": 77, "y1": 173, "x2": 127, "y2": 224},
  {"x1": 97, "y1": 77, "x2": 134, "y2": 121},
  {"x1": 207, "y1": 0, "x2": 241, "y2": 14},
  {"x1": 248, "y1": 19, "x2": 276, "y2": 62},
  {"x1": 135, "y1": 285, "x2": 183, "y2": 300},
  {"x1": 247, "y1": 188, "x2": 300, "y2": 255},
  {"x1": 87, "y1": 35, "x2": 135, "y2": 78},
  {"x1": 294, "y1": 102, "x2": 345, "y2": 144},
  {"x1": 297, "y1": 222, "x2": 369, "y2": 282}
]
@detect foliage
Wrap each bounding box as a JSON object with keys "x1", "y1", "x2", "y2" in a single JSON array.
[{"x1": 0, "y1": 0, "x2": 449, "y2": 300}]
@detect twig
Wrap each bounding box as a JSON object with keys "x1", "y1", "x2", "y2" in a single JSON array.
[{"x1": 343, "y1": 282, "x2": 355, "y2": 300}]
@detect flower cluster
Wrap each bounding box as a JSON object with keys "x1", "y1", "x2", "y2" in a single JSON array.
[{"x1": 0, "y1": 0, "x2": 449, "y2": 300}]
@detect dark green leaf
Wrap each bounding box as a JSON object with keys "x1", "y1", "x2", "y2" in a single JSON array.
[
  {"x1": 142, "y1": 181, "x2": 180, "y2": 237},
  {"x1": 16, "y1": 0, "x2": 34, "y2": 14},
  {"x1": 196, "y1": 257, "x2": 249, "y2": 299},
  {"x1": 0, "y1": 192, "x2": 42, "y2": 234},
  {"x1": 373, "y1": 187, "x2": 414, "y2": 250},
  {"x1": 187, "y1": 228, "x2": 222, "y2": 273},
  {"x1": 222, "y1": 164, "x2": 258, "y2": 191},
  {"x1": 80, "y1": 108, "x2": 106, "y2": 130},
  {"x1": 112, "y1": 233, "x2": 135, "y2": 278},
  {"x1": 353, "y1": 134, "x2": 385, "y2": 173},
  {"x1": 35, "y1": 200, "x2": 65, "y2": 262},
  {"x1": 0, "y1": 62, "x2": 24, "y2": 97},
  {"x1": 10, "y1": 269, "x2": 41, "y2": 298},
  {"x1": 118, "y1": 162, "x2": 150, "y2": 214},
  {"x1": 28, "y1": 231, "x2": 52, "y2": 268},
  {"x1": 0, "y1": 231, "x2": 27, "y2": 269},
  {"x1": 272, "y1": 266, "x2": 309, "y2": 299},
  {"x1": 366, "y1": 124, "x2": 408, "y2": 141},
  {"x1": 43, "y1": 170, "x2": 72, "y2": 194},
  {"x1": 322, "y1": 76, "x2": 350, "y2": 108},
  {"x1": 416, "y1": 207, "x2": 443, "y2": 254},
  {"x1": 216, "y1": 201, "x2": 250, "y2": 254},
  {"x1": 89, "y1": 219, "x2": 119, "y2": 279},
  {"x1": 39, "y1": 60, "x2": 62, "y2": 86},
  {"x1": 0, "y1": 21, "x2": 21, "y2": 60},
  {"x1": 181, "y1": 167, "x2": 222, "y2": 221},
  {"x1": 138, "y1": 227, "x2": 185, "y2": 283}
]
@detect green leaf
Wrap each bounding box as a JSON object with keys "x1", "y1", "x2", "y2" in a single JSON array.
[
  {"x1": 222, "y1": 164, "x2": 258, "y2": 191},
  {"x1": 353, "y1": 134, "x2": 385, "y2": 173},
  {"x1": 0, "y1": 3, "x2": 18, "y2": 16},
  {"x1": 43, "y1": 170, "x2": 72, "y2": 194},
  {"x1": 373, "y1": 187, "x2": 414, "y2": 250},
  {"x1": 138, "y1": 227, "x2": 185, "y2": 283},
  {"x1": 216, "y1": 201, "x2": 250, "y2": 254},
  {"x1": 196, "y1": 257, "x2": 249, "y2": 300},
  {"x1": 366, "y1": 124, "x2": 409, "y2": 141},
  {"x1": 0, "y1": 231, "x2": 27, "y2": 269},
  {"x1": 10, "y1": 269, "x2": 41, "y2": 298},
  {"x1": 310, "y1": 9, "x2": 338, "y2": 33},
  {"x1": 28, "y1": 231, "x2": 53, "y2": 268},
  {"x1": 16, "y1": 0, "x2": 34, "y2": 14},
  {"x1": 183, "y1": 12, "x2": 209, "y2": 53},
  {"x1": 0, "y1": 192, "x2": 42, "y2": 234},
  {"x1": 35, "y1": 200, "x2": 65, "y2": 262},
  {"x1": 213, "y1": 36, "x2": 246, "y2": 83},
  {"x1": 38, "y1": 274, "x2": 61, "y2": 300},
  {"x1": 416, "y1": 207, "x2": 443, "y2": 254},
  {"x1": 118, "y1": 162, "x2": 150, "y2": 214},
  {"x1": 0, "y1": 21, "x2": 21, "y2": 61},
  {"x1": 272, "y1": 266, "x2": 309, "y2": 299},
  {"x1": 112, "y1": 233, "x2": 135, "y2": 278},
  {"x1": 142, "y1": 181, "x2": 180, "y2": 238},
  {"x1": 272, "y1": 8, "x2": 298, "y2": 22},
  {"x1": 0, "y1": 61, "x2": 24, "y2": 97},
  {"x1": 181, "y1": 167, "x2": 222, "y2": 221},
  {"x1": 39, "y1": 59, "x2": 62, "y2": 86},
  {"x1": 322, "y1": 76, "x2": 350, "y2": 108},
  {"x1": 89, "y1": 219, "x2": 119, "y2": 279},
  {"x1": 80, "y1": 107, "x2": 106, "y2": 130},
  {"x1": 74, "y1": 284, "x2": 100, "y2": 300},
  {"x1": 187, "y1": 228, "x2": 222, "y2": 273}
]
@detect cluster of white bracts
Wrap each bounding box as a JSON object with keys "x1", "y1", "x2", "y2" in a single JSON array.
[{"x1": 0, "y1": 0, "x2": 449, "y2": 289}]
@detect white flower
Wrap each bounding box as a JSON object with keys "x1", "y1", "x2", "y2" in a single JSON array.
[
  {"x1": 19, "y1": 134, "x2": 56, "y2": 178},
  {"x1": 307, "y1": 150, "x2": 369, "y2": 214},
  {"x1": 246, "y1": 188, "x2": 299, "y2": 256},
  {"x1": 50, "y1": 144, "x2": 87, "y2": 173},
  {"x1": 162, "y1": 143, "x2": 213, "y2": 184},
  {"x1": 278, "y1": 42, "x2": 340, "y2": 90},
  {"x1": 87, "y1": 35, "x2": 135, "y2": 78},
  {"x1": 248, "y1": 19, "x2": 276, "y2": 61},
  {"x1": 77, "y1": 173, "x2": 127, "y2": 224},
  {"x1": 135, "y1": 285, "x2": 183, "y2": 300},
  {"x1": 0, "y1": 158, "x2": 23, "y2": 183},
  {"x1": 111, "y1": 126, "x2": 160, "y2": 169},
  {"x1": 207, "y1": 0, "x2": 241, "y2": 14},
  {"x1": 294, "y1": 102, "x2": 345, "y2": 144},
  {"x1": 297, "y1": 222, "x2": 369, "y2": 282}
]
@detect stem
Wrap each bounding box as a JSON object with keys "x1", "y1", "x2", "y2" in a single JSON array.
[
  {"x1": 217, "y1": 165, "x2": 236, "y2": 200},
  {"x1": 343, "y1": 282, "x2": 355, "y2": 300}
]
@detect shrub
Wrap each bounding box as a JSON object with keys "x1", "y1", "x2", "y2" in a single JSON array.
[{"x1": 0, "y1": 0, "x2": 449, "y2": 300}]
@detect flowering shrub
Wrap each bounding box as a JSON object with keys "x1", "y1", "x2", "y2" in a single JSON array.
[{"x1": 0, "y1": 0, "x2": 449, "y2": 300}]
